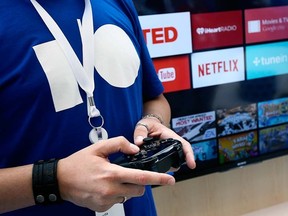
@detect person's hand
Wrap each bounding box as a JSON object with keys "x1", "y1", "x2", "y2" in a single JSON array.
[
  {"x1": 57, "y1": 136, "x2": 175, "y2": 212},
  {"x1": 134, "y1": 119, "x2": 196, "y2": 170}
]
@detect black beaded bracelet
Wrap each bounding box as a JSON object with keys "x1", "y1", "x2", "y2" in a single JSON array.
[{"x1": 32, "y1": 158, "x2": 63, "y2": 205}]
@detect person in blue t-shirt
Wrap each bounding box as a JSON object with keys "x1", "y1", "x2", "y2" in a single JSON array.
[{"x1": 0, "y1": 0, "x2": 196, "y2": 215}]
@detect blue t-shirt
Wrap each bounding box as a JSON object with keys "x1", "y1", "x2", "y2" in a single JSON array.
[{"x1": 0, "y1": 0, "x2": 164, "y2": 215}]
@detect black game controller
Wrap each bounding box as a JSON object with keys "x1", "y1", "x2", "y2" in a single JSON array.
[{"x1": 113, "y1": 137, "x2": 186, "y2": 173}]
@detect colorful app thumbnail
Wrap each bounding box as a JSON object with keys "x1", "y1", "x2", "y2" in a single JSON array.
[
  {"x1": 172, "y1": 111, "x2": 216, "y2": 142},
  {"x1": 259, "y1": 124, "x2": 288, "y2": 154},
  {"x1": 219, "y1": 131, "x2": 258, "y2": 164},
  {"x1": 217, "y1": 103, "x2": 257, "y2": 137},
  {"x1": 192, "y1": 140, "x2": 217, "y2": 162},
  {"x1": 258, "y1": 97, "x2": 288, "y2": 128}
]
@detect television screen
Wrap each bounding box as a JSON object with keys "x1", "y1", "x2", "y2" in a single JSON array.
[{"x1": 132, "y1": 0, "x2": 288, "y2": 181}]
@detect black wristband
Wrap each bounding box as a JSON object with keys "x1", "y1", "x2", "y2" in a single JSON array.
[{"x1": 32, "y1": 158, "x2": 63, "y2": 205}]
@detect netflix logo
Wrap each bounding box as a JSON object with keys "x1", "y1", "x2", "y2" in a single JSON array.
[
  {"x1": 191, "y1": 47, "x2": 245, "y2": 88},
  {"x1": 153, "y1": 55, "x2": 191, "y2": 93},
  {"x1": 139, "y1": 12, "x2": 192, "y2": 58},
  {"x1": 198, "y1": 59, "x2": 239, "y2": 77}
]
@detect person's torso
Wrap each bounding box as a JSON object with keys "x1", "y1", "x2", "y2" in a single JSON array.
[{"x1": 0, "y1": 0, "x2": 161, "y2": 215}]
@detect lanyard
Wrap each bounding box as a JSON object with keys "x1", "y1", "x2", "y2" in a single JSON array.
[
  {"x1": 31, "y1": 3, "x2": 125, "y2": 214},
  {"x1": 31, "y1": 0, "x2": 108, "y2": 142}
]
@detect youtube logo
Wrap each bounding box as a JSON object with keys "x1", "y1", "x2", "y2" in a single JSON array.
[
  {"x1": 158, "y1": 67, "x2": 176, "y2": 82},
  {"x1": 153, "y1": 55, "x2": 191, "y2": 93},
  {"x1": 139, "y1": 12, "x2": 192, "y2": 58}
]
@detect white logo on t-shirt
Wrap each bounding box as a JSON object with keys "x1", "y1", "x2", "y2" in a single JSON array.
[{"x1": 33, "y1": 24, "x2": 140, "y2": 112}]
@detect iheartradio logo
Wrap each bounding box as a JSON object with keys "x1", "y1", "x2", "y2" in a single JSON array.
[
  {"x1": 158, "y1": 67, "x2": 176, "y2": 82},
  {"x1": 196, "y1": 28, "x2": 205, "y2": 35},
  {"x1": 196, "y1": 26, "x2": 237, "y2": 35}
]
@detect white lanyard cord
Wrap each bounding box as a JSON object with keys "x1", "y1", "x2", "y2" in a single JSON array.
[{"x1": 31, "y1": 0, "x2": 100, "y2": 118}]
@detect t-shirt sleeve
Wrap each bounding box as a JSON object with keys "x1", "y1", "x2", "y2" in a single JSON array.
[{"x1": 126, "y1": 0, "x2": 164, "y2": 101}]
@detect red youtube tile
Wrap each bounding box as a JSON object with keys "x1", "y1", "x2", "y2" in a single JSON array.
[{"x1": 153, "y1": 55, "x2": 191, "y2": 93}]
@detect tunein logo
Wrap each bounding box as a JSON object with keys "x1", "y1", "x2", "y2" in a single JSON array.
[
  {"x1": 248, "y1": 20, "x2": 261, "y2": 33},
  {"x1": 253, "y1": 57, "x2": 261, "y2": 66}
]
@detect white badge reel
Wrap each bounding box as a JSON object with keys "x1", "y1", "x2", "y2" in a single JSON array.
[
  {"x1": 89, "y1": 127, "x2": 109, "y2": 143},
  {"x1": 95, "y1": 203, "x2": 125, "y2": 216}
]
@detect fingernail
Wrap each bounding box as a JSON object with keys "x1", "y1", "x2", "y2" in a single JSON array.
[
  {"x1": 168, "y1": 178, "x2": 175, "y2": 185},
  {"x1": 135, "y1": 136, "x2": 144, "y2": 144},
  {"x1": 130, "y1": 143, "x2": 140, "y2": 152}
]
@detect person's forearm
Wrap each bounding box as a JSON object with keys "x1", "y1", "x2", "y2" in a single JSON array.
[
  {"x1": 143, "y1": 94, "x2": 171, "y2": 127},
  {"x1": 0, "y1": 165, "x2": 35, "y2": 213}
]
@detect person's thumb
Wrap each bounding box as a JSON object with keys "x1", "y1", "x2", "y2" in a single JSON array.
[{"x1": 93, "y1": 136, "x2": 140, "y2": 157}]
